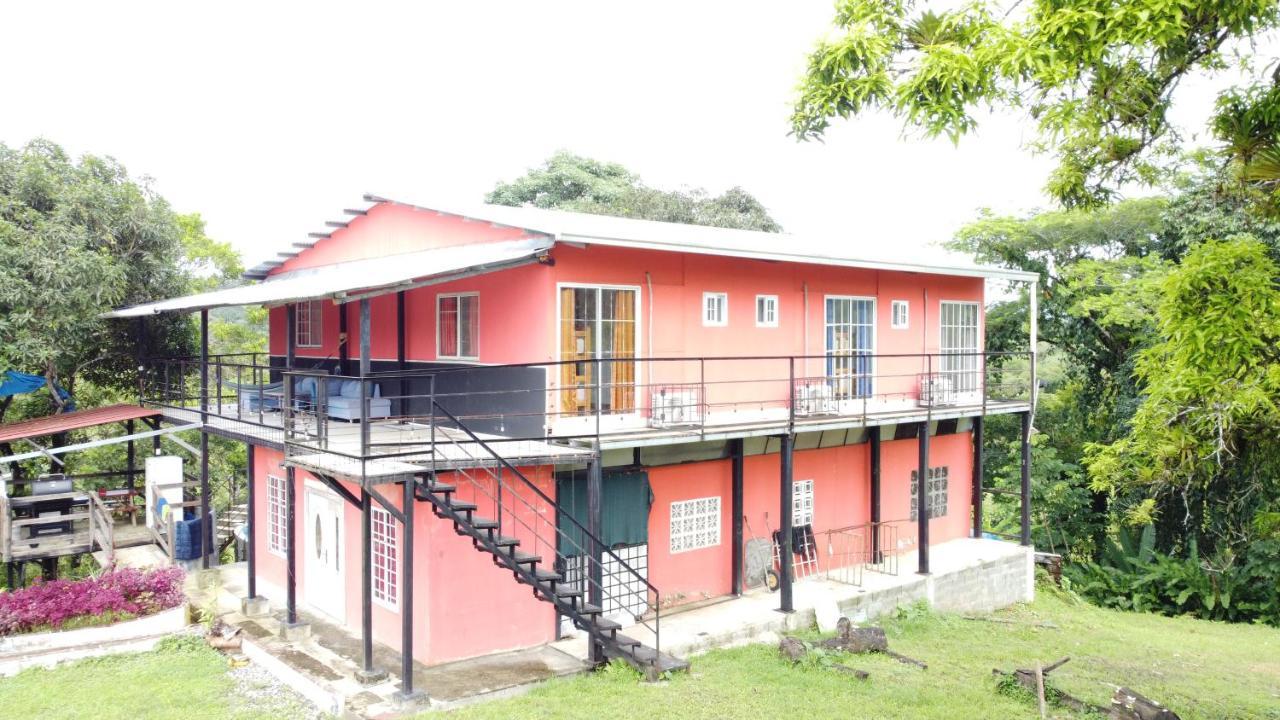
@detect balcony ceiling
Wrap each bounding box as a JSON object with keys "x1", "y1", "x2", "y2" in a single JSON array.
[{"x1": 102, "y1": 237, "x2": 553, "y2": 318}]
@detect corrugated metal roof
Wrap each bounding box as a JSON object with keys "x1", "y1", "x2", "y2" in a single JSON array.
[
  {"x1": 103, "y1": 237, "x2": 553, "y2": 318},
  {"x1": 0, "y1": 405, "x2": 161, "y2": 444},
  {"x1": 353, "y1": 194, "x2": 1038, "y2": 282}
]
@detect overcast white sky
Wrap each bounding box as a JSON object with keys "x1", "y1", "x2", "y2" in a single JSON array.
[{"x1": 1, "y1": 1, "x2": 1244, "y2": 266}]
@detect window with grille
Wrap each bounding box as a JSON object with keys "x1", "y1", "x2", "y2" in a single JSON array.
[
  {"x1": 371, "y1": 506, "x2": 398, "y2": 609},
  {"x1": 756, "y1": 295, "x2": 778, "y2": 327},
  {"x1": 909, "y1": 466, "x2": 949, "y2": 521},
  {"x1": 267, "y1": 474, "x2": 287, "y2": 557},
  {"x1": 940, "y1": 301, "x2": 980, "y2": 393},
  {"x1": 295, "y1": 300, "x2": 323, "y2": 348},
  {"x1": 825, "y1": 296, "x2": 875, "y2": 398},
  {"x1": 703, "y1": 292, "x2": 728, "y2": 327},
  {"x1": 793, "y1": 479, "x2": 814, "y2": 526},
  {"x1": 891, "y1": 300, "x2": 909, "y2": 329},
  {"x1": 670, "y1": 496, "x2": 720, "y2": 553},
  {"x1": 438, "y1": 293, "x2": 479, "y2": 359}
]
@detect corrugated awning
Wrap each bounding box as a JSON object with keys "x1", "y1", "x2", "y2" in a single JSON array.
[
  {"x1": 103, "y1": 237, "x2": 553, "y2": 318},
  {"x1": 0, "y1": 405, "x2": 161, "y2": 444}
]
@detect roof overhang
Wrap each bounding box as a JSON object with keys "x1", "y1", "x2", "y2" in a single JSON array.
[{"x1": 103, "y1": 237, "x2": 553, "y2": 318}]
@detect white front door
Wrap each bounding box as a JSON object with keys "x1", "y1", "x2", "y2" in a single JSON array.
[{"x1": 305, "y1": 485, "x2": 345, "y2": 620}]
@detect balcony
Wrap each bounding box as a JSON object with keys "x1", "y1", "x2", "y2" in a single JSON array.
[{"x1": 139, "y1": 352, "x2": 1032, "y2": 481}]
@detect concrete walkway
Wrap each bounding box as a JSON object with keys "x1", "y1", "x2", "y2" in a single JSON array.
[
  {"x1": 553, "y1": 538, "x2": 1034, "y2": 661},
  {"x1": 193, "y1": 564, "x2": 588, "y2": 717}
]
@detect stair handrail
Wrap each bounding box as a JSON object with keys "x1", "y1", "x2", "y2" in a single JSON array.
[{"x1": 430, "y1": 401, "x2": 659, "y2": 598}]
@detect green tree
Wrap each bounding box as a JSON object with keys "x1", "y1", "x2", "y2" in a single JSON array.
[
  {"x1": 0, "y1": 140, "x2": 195, "y2": 418},
  {"x1": 488, "y1": 151, "x2": 782, "y2": 232},
  {"x1": 791, "y1": 0, "x2": 1280, "y2": 207},
  {"x1": 1086, "y1": 237, "x2": 1280, "y2": 554}
]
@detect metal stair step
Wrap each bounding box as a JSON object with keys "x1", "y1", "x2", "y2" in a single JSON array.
[
  {"x1": 491, "y1": 536, "x2": 521, "y2": 549},
  {"x1": 447, "y1": 501, "x2": 478, "y2": 513},
  {"x1": 577, "y1": 603, "x2": 602, "y2": 615},
  {"x1": 590, "y1": 617, "x2": 621, "y2": 632},
  {"x1": 611, "y1": 633, "x2": 642, "y2": 648},
  {"x1": 508, "y1": 551, "x2": 542, "y2": 566},
  {"x1": 550, "y1": 586, "x2": 582, "y2": 599},
  {"x1": 469, "y1": 517, "x2": 499, "y2": 530},
  {"x1": 533, "y1": 569, "x2": 562, "y2": 583}
]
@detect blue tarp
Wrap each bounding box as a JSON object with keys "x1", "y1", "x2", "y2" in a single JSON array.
[{"x1": 0, "y1": 370, "x2": 75, "y2": 410}]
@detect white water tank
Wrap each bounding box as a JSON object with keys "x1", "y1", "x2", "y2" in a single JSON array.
[{"x1": 145, "y1": 455, "x2": 185, "y2": 530}]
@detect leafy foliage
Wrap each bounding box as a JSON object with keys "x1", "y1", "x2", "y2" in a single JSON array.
[
  {"x1": 488, "y1": 151, "x2": 782, "y2": 232},
  {"x1": 1085, "y1": 237, "x2": 1280, "y2": 552},
  {"x1": 792, "y1": 0, "x2": 1280, "y2": 206},
  {"x1": 0, "y1": 566, "x2": 185, "y2": 636},
  {"x1": 1068, "y1": 526, "x2": 1280, "y2": 625},
  {"x1": 0, "y1": 140, "x2": 196, "y2": 411}
]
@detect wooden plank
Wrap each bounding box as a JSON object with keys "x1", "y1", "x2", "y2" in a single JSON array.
[{"x1": 10, "y1": 512, "x2": 92, "y2": 528}]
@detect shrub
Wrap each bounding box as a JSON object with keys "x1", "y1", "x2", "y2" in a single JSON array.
[
  {"x1": 0, "y1": 566, "x2": 185, "y2": 636},
  {"x1": 1066, "y1": 527, "x2": 1280, "y2": 626}
]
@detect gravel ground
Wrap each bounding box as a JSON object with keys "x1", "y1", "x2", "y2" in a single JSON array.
[{"x1": 227, "y1": 657, "x2": 329, "y2": 720}]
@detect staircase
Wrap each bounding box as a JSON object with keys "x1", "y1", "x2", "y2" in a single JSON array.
[
  {"x1": 419, "y1": 406, "x2": 688, "y2": 677},
  {"x1": 216, "y1": 503, "x2": 248, "y2": 553}
]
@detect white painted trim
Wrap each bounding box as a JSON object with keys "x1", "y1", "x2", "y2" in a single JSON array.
[
  {"x1": 266, "y1": 474, "x2": 288, "y2": 559},
  {"x1": 0, "y1": 423, "x2": 201, "y2": 464},
  {"x1": 554, "y1": 282, "x2": 644, "y2": 420},
  {"x1": 436, "y1": 291, "x2": 480, "y2": 361},
  {"x1": 295, "y1": 299, "x2": 323, "y2": 348},
  {"x1": 890, "y1": 300, "x2": 910, "y2": 330},
  {"x1": 702, "y1": 292, "x2": 728, "y2": 327},
  {"x1": 370, "y1": 504, "x2": 400, "y2": 612},
  {"x1": 822, "y1": 294, "x2": 877, "y2": 398},
  {"x1": 755, "y1": 294, "x2": 779, "y2": 328}
]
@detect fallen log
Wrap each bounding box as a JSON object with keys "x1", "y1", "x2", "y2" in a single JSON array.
[
  {"x1": 993, "y1": 659, "x2": 1107, "y2": 716},
  {"x1": 884, "y1": 650, "x2": 928, "y2": 669},
  {"x1": 832, "y1": 664, "x2": 870, "y2": 680},
  {"x1": 820, "y1": 618, "x2": 888, "y2": 653},
  {"x1": 779, "y1": 636, "x2": 808, "y2": 663},
  {"x1": 1111, "y1": 687, "x2": 1181, "y2": 720}
]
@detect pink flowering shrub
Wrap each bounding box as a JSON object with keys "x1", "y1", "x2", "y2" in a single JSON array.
[{"x1": 0, "y1": 566, "x2": 185, "y2": 636}]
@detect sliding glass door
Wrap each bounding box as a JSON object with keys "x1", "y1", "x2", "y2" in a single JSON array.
[
  {"x1": 825, "y1": 296, "x2": 875, "y2": 399},
  {"x1": 559, "y1": 286, "x2": 637, "y2": 416}
]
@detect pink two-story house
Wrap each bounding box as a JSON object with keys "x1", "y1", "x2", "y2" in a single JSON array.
[{"x1": 108, "y1": 195, "x2": 1038, "y2": 695}]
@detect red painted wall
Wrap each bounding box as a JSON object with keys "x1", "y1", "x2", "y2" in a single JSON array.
[
  {"x1": 249, "y1": 447, "x2": 555, "y2": 665},
  {"x1": 645, "y1": 431, "x2": 973, "y2": 605}
]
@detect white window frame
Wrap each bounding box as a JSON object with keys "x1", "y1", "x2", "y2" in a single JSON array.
[
  {"x1": 891, "y1": 300, "x2": 909, "y2": 330},
  {"x1": 939, "y1": 300, "x2": 982, "y2": 394},
  {"x1": 669, "y1": 496, "x2": 721, "y2": 554},
  {"x1": 824, "y1": 295, "x2": 877, "y2": 399},
  {"x1": 295, "y1": 300, "x2": 323, "y2": 348},
  {"x1": 371, "y1": 506, "x2": 399, "y2": 610},
  {"x1": 267, "y1": 474, "x2": 287, "y2": 558},
  {"x1": 702, "y1": 292, "x2": 728, "y2": 327},
  {"x1": 792, "y1": 479, "x2": 814, "y2": 526},
  {"x1": 436, "y1": 292, "x2": 479, "y2": 360},
  {"x1": 554, "y1": 282, "x2": 644, "y2": 421},
  {"x1": 755, "y1": 294, "x2": 779, "y2": 328}
]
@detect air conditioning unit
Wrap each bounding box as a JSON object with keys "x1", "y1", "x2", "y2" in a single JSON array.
[
  {"x1": 793, "y1": 381, "x2": 837, "y2": 417},
  {"x1": 919, "y1": 374, "x2": 956, "y2": 407},
  {"x1": 650, "y1": 387, "x2": 701, "y2": 428}
]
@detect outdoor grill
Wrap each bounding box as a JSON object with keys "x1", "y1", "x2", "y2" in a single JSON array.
[{"x1": 28, "y1": 473, "x2": 74, "y2": 538}]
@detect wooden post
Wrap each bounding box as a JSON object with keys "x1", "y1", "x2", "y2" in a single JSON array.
[
  {"x1": 870, "y1": 428, "x2": 881, "y2": 562},
  {"x1": 586, "y1": 458, "x2": 604, "y2": 662},
  {"x1": 246, "y1": 443, "x2": 257, "y2": 599},
  {"x1": 1020, "y1": 411, "x2": 1032, "y2": 547},
  {"x1": 917, "y1": 422, "x2": 930, "y2": 575},
  {"x1": 972, "y1": 416, "x2": 984, "y2": 539},
  {"x1": 779, "y1": 433, "x2": 794, "y2": 613},
  {"x1": 731, "y1": 438, "x2": 744, "y2": 596},
  {"x1": 285, "y1": 466, "x2": 298, "y2": 625},
  {"x1": 200, "y1": 309, "x2": 211, "y2": 570},
  {"x1": 126, "y1": 419, "x2": 136, "y2": 491},
  {"x1": 399, "y1": 475, "x2": 418, "y2": 700}
]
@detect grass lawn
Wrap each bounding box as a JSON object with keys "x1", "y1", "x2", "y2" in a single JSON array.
[
  {"x1": 0, "y1": 635, "x2": 306, "y2": 720},
  {"x1": 444, "y1": 583, "x2": 1280, "y2": 720},
  {"x1": 1, "y1": 584, "x2": 1276, "y2": 719}
]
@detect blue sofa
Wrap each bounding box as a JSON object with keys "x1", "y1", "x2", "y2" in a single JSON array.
[{"x1": 293, "y1": 377, "x2": 391, "y2": 421}]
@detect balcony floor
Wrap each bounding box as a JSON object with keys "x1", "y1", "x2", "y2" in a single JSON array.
[{"x1": 153, "y1": 397, "x2": 1030, "y2": 480}]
